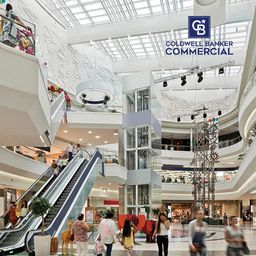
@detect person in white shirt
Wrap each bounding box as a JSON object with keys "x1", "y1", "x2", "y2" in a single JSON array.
[
  {"x1": 153, "y1": 213, "x2": 170, "y2": 256},
  {"x1": 98, "y1": 211, "x2": 117, "y2": 256},
  {"x1": 20, "y1": 201, "x2": 28, "y2": 220},
  {"x1": 72, "y1": 144, "x2": 77, "y2": 157},
  {"x1": 66, "y1": 142, "x2": 73, "y2": 162}
]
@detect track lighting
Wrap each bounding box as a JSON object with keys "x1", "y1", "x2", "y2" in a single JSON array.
[
  {"x1": 181, "y1": 76, "x2": 187, "y2": 86},
  {"x1": 191, "y1": 114, "x2": 195, "y2": 120},
  {"x1": 218, "y1": 110, "x2": 222, "y2": 116},
  {"x1": 197, "y1": 72, "x2": 203, "y2": 83},
  {"x1": 177, "y1": 116, "x2": 181, "y2": 122},
  {"x1": 219, "y1": 67, "x2": 224, "y2": 74},
  {"x1": 203, "y1": 112, "x2": 207, "y2": 118},
  {"x1": 163, "y1": 81, "x2": 168, "y2": 87}
]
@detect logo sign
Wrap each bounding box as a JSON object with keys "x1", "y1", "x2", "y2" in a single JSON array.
[{"x1": 188, "y1": 16, "x2": 211, "y2": 38}]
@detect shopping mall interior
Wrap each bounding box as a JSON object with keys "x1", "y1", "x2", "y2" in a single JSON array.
[{"x1": 0, "y1": 0, "x2": 256, "y2": 255}]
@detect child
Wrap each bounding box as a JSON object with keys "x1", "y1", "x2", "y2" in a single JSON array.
[
  {"x1": 122, "y1": 219, "x2": 134, "y2": 256},
  {"x1": 94, "y1": 238, "x2": 105, "y2": 256}
]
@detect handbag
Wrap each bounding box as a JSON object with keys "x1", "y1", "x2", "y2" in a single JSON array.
[{"x1": 242, "y1": 241, "x2": 250, "y2": 255}]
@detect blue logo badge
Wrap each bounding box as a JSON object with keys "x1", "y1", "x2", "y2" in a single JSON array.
[{"x1": 188, "y1": 16, "x2": 211, "y2": 39}]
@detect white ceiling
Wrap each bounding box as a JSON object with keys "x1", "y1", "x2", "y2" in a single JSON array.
[{"x1": 55, "y1": 123, "x2": 119, "y2": 146}]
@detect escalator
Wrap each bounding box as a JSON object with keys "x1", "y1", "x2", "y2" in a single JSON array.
[
  {"x1": 25, "y1": 150, "x2": 103, "y2": 255},
  {"x1": 0, "y1": 150, "x2": 90, "y2": 255}
]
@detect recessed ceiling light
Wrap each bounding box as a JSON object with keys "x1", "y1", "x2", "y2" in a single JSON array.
[
  {"x1": 113, "y1": 131, "x2": 118, "y2": 136},
  {"x1": 108, "y1": 182, "x2": 112, "y2": 185},
  {"x1": 79, "y1": 138, "x2": 83, "y2": 141},
  {"x1": 64, "y1": 130, "x2": 68, "y2": 133},
  {"x1": 95, "y1": 135, "x2": 100, "y2": 139},
  {"x1": 100, "y1": 186, "x2": 103, "y2": 189},
  {"x1": 88, "y1": 131, "x2": 92, "y2": 134},
  {"x1": 104, "y1": 141, "x2": 108, "y2": 144},
  {"x1": 88, "y1": 143, "x2": 92, "y2": 146}
]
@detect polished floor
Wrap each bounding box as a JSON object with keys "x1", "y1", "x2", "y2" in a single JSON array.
[{"x1": 15, "y1": 224, "x2": 256, "y2": 255}]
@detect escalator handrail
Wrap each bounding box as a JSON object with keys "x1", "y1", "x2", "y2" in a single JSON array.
[
  {"x1": 0, "y1": 150, "x2": 90, "y2": 236},
  {"x1": 25, "y1": 150, "x2": 102, "y2": 253}
]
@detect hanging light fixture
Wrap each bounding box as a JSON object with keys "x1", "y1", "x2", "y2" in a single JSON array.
[
  {"x1": 163, "y1": 81, "x2": 168, "y2": 87},
  {"x1": 203, "y1": 112, "x2": 207, "y2": 118},
  {"x1": 219, "y1": 67, "x2": 224, "y2": 74},
  {"x1": 177, "y1": 116, "x2": 181, "y2": 122},
  {"x1": 197, "y1": 72, "x2": 203, "y2": 83},
  {"x1": 181, "y1": 76, "x2": 187, "y2": 86},
  {"x1": 218, "y1": 110, "x2": 222, "y2": 116},
  {"x1": 191, "y1": 114, "x2": 195, "y2": 120}
]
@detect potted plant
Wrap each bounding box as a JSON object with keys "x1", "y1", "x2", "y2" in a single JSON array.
[{"x1": 30, "y1": 197, "x2": 51, "y2": 256}]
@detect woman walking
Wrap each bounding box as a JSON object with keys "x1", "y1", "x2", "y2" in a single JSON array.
[
  {"x1": 98, "y1": 211, "x2": 117, "y2": 256},
  {"x1": 225, "y1": 216, "x2": 245, "y2": 256},
  {"x1": 153, "y1": 213, "x2": 170, "y2": 256},
  {"x1": 73, "y1": 213, "x2": 89, "y2": 256},
  {"x1": 188, "y1": 209, "x2": 207, "y2": 256},
  {"x1": 122, "y1": 219, "x2": 135, "y2": 256}
]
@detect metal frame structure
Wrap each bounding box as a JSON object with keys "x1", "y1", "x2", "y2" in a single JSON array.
[{"x1": 191, "y1": 117, "x2": 219, "y2": 217}]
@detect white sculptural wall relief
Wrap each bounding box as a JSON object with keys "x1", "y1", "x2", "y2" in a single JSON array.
[
  {"x1": 14, "y1": 0, "x2": 122, "y2": 106},
  {"x1": 160, "y1": 89, "x2": 239, "y2": 122}
]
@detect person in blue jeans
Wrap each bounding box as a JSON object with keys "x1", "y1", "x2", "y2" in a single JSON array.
[
  {"x1": 98, "y1": 211, "x2": 117, "y2": 256},
  {"x1": 188, "y1": 209, "x2": 207, "y2": 256}
]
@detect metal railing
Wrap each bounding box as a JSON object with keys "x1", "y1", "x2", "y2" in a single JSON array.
[
  {"x1": 0, "y1": 7, "x2": 35, "y2": 55},
  {"x1": 240, "y1": 71, "x2": 256, "y2": 106}
]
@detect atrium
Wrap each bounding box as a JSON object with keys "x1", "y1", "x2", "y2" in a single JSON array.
[{"x1": 0, "y1": 0, "x2": 256, "y2": 255}]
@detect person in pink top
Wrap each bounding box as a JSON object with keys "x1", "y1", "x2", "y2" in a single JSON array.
[{"x1": 73, "y1": 213, "x2": 89, "y2": 256}]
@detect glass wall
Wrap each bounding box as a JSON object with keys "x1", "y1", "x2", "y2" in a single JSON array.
[
  {"x1": 137, "y1": 89, "x2": 149, "y2": 112},
  {"x1": 126, "y1": 128, "x2": 136, "y2": 149},
  {"x1": 137, "y1": 126, "x2": 149, "y2": 147},
  {"x1": 138, "y1": 149, "x2": 149, "y2": 169},
  {"x1": 138, "y1": 184, "x2": 149, "y2": 205},
  {"x1": 127, "y1": 185, "x2": 136, "y2": 205},
  {"x1": 126, "y1": 150, "x2": 135, "y2": 170},
  {"x1": 126, "y1": 92, "x2": 135, "y2": 113}
]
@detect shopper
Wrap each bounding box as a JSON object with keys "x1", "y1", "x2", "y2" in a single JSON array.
[
  {"x1": 225, "y1": 216, "x2": 245, "y2": 256},
  {"x1": 72, "y1": 144, "x2": 77, "y2": 157},
  {"x1": 8, "y1": 202, "x2": 17, "y2": 228},
  {"x1": 20, "y1": 201, "x2": 28, "y2": 221},
  {"x1": 122, "y1": 219, "x2": 135, "y2": 256},
  {"x1": 56, "y1": 156, "x2": 63, "y2": 170},
  {"x1": 223, "y1": 213, "x2": 228, "y2": 226},
  {"x1": 5, "y1": 3, "x2": 24, "y2": 26},
  {"x1": 77, "y1": 144, "x2": 81, "y2": 152},
  {"x1": 153, "y1": 213, "x2": 170, "y2": 256},
  {"x1": 98, "y1": 211, "x2": 117, "y2": 256},
  {"x1": 73, "y1": 213, "x2": 89, "y2": 256},
  {"x1": 188, "y1": 209, "x2": 207, "y2": 256},
  {"x1": 66, "y1": 142, "x2": 73, "y2": 162}
]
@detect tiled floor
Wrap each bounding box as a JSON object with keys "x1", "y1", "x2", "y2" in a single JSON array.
[{"x1": 14, "y1": 224, "x2": 256, "y2": 255}]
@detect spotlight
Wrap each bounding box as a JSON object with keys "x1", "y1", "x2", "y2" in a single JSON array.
[
  {"x1": 163, "y1": 81, "x2": 168, "y2": 87},
  {"x1": 191, "y1": 114, "x2": 194, "y2": 120},
  {"x1": 177, "y1": 116, "x2": 181, "y2": 122},
  {"x1": 103, "y1": 95, "x2": 110, "y2": 105},
  {"x1": 197, "y1": 72, "x2": 203, "y2": 83},
  {"x1": 218, "y1": 110, "x2": 222, "y2": 116},
  {"x1": 81, "y1": 93, "x2": 87, "y2": 98},
  {"x1": 82, "y1": 98, "x2": 87, "y2": 104},
  {"x1": 203, "y1": 112, "x2": 207, "y2": 118},
  {"x1": 219, "y1": 67, "x2": 224, "y2": 74},
  {"x1": 181, "y1": 76, "x2": 187, "y2": 86}
]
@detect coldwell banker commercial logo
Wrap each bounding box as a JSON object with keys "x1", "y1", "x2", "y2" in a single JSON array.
[
  {"x1": 188, "y1": 16, "x2": 210, "y2": 38},
  {"x1": 166, "y1": 16, "x2": 234, "y2": 56}
]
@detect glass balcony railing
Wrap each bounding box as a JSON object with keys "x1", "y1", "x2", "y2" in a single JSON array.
[
  {"x1": 0, "y1": 8, "x2": 35, "y2": 55},
  {"x1": 240, "y1": 71, "x2": 256, "y2": 105}
]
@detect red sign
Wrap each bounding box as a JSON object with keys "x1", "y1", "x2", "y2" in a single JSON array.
[{"x1": 104, "y1": 200, "x2": 119, "y2": 205}]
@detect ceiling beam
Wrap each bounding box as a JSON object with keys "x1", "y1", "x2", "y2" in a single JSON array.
[
  {"x1": 67, "y1": 1, "x2": 253, "y2": 44},
  {"x1": 112, "y1": 48, "x2": 245, "y2": 73}
]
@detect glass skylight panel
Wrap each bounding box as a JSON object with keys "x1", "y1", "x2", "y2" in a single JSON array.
[
  {"x1": 70, "y1": 6, "x2": 84, "y2": 13},
  {"x1": 134, "y1": 1, "x2": 149, "y2": 9},
  {"x1": 152, "y1": 6, "x2": 162, "y2": 13},
  {"x1": 183, "y1": 0, "x2": 193, "y2": 9},
  {"x1": 66, "y1": 0, "x2": 78, "y2": 6},
  {"x1": 150, "y1": 0, "x2": 161, "y2": 6},
  {"x1": 79, "y1": 19, "x2": 91, "y2": 25},
  {"x1": 136, "y1": 8, "x2": 151, "y2": 15},
  {"x1": 84, "y1": 3, "x2": 104, "y2": 10},
  {"x1": 88, "y1": 9, "x2": 107, "y2": 16},
  {"x1": 92, "y1": 16, "x2": 110, "y2": 23},
  {"x1": 75, "y1": 13, "x2": 87, "y2": 19}
]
